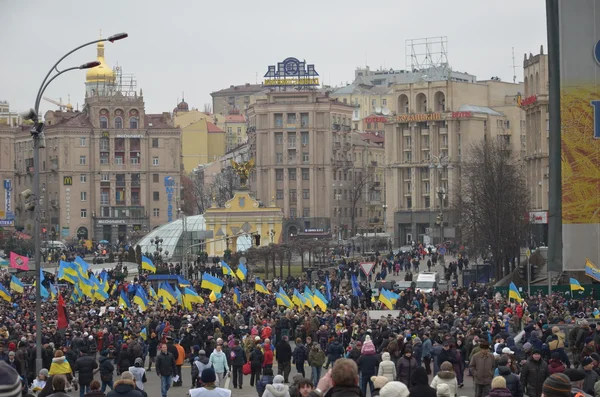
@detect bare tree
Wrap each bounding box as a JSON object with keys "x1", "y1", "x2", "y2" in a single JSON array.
[
  {"x1": 203, "y1": 103, "x2": 213, "y2": 114},
  {"x1": 455, "y1": 139, "x2": 530, "y2": 280},
  {"x1": 190, "y1": 170, "x2": 212, "y2": 215},
  {"x1": 349, "y1": 169, "x2": 371, "y2": 236},
  {"x1": 213, "y1": 167, "x2": 240, "y2": 207}
]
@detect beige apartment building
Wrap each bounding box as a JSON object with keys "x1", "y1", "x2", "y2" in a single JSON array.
[
  {"x1": 211, "y1": 83, "x2": 267, "y2": 116},
  {"x1": 385, "y1": 79, "x2": 525, "y2": 247},
  {"x1": 248, "y1": 91, "x2": 385, "y2": 240},
  {"x1": 522, "y1": 48, "x2": 549, "y2": 245},
  {"x1": 4, "y1": 42, "x2": 181, "y2": 243}
]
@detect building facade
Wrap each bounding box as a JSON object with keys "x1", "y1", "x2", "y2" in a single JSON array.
[
  {"x1": 385, "y1": 79, "x2": 525, "y2": 247},
  {"x1": 522, "y1": 48, "x2": 549, "y2": 245},
  {"x1": 249, "y1": 91, "x2": 386, "y2": 240},
  {"x1": 9, "y1": 42, "x2": 181, "y2": 243},
  {"x1": 210, "y1": 83, "x2": 267, "y2": 116},
  {"x1": 0, "y1": 101, "x2": 23, "y2": 127}
]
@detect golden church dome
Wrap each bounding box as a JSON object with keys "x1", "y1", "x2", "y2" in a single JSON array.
[{"x1": 86, "y1": 41, "x2": 114, "y2": 83}]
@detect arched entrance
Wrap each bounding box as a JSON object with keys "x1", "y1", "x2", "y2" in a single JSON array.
[
  {"x1": 76, "y1": 226, "x2": 88, "y2": 240},
  {"x1": 288, "y1": 225, "x2": 298, "y2": 239}
]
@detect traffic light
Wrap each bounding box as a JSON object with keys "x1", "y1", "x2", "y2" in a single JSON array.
[
  {"x1": 253, "y1": 234, "x2": 261, "y2": 246},
  {"x1": 518, "y1": 263, "x2": 527, "y2": 281},
  {"x1": 435, "y1": 214, "x2": 442, "y2": 226},
  {"x1": 530, "y1": 264, "x2": 537, "y2": 280}
]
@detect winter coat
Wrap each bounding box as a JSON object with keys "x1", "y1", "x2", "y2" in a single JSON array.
[
  {"x1": 209, "y1": 350, "x2": 229, "y2": 374},
  {"x1": 292, "y1": 344, "x2": 307, "y2": 364},
  {"x1": 357, "y1": 352, "x2": 381, "y2": 377},
  {"x1": 498, "y1": 365, "x2": 523, "y2": 397},
  {"x1": 487, "y1": 387, "x2": 513, "y2": 397},
  {"x1": 116, "y1": 350, "x2": 132, "y2": 374},
  {"x1": 263, "y1": 345, "x2": 274, "y2": 367},
  {"x1": 520, "y1": 358, "x2": 549, "y2": 397},
  {"x1": 230, "y1": 345, "x2": 247, "y2": 366},
  {"x1": 262, "y1": 383, "x2": 290, "y2": 397},
  {"x1": 377, "y1": 352, "x2": 396, "y2": 381},
  {"x1": 547, "y1": 359, "x2": 565, "y2": 375},
  {"x1": 319, "y1": 385, "x2": 362, "y2": 397},
  {"x1": 250, "y1": 348, "x2": 265, "y2": 368},
  {"x1": 581, "y1": 368, "x2": 600, "y2": 396},
  {"x1": 409, "y1": 367, "x2": 436, "y2": 397},
  {"x1": 155, "y1": 351, "x2": 176, "y2": 377},
  {"x1": 430, "y1": 370, "x2": 458, "y2": 397},
  {"x1": 74, "y1": 355, "x2": 99, "y2": 386},
  {"x1": 396, "y1": 355, "x2": 418, "y2": 386},
  {"x1": 469, "y1": 351, "x2": 495, "y2": 385},
  {"x1": 276, "y1": 341, "x2": 293, "y2": 363},
  {"x1": 106, "y1": 379, "x2": 143, "y2": 397},
  {"x1": 128, "y1": 366, "x2": 147, "y2": 390},
  {"x1": 84, "y1": 391, "x2": 107, "y2": 397},
  {"x1": 326, "y1": 341, "x2": 344, "y2": 362},
  {"x1": 257, "y1": 375, "x2": 274, "y2": 397},
  {"x1": 438, "y1": 348, "x2": 457, "y2": 365},
  {"x1": 48, "y1": 356, "x2": 72, "y2": 376},
  {"x1": 99, "y1": 356, "x2": 115, "y2": 383},
  {"x1": 308, "y1": 348, "x2": 326, "y2": 367},
  {"x1": 421, "y1": 338, "x2": 433, "y2": 359}
]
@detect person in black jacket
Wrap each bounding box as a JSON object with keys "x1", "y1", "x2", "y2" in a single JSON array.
[
  {"x1": 147, "y1": 333, "x2": 158, "y2": 372},
  {"x1": 438, "y1": 342, "x2": 456, "y2": 366},
  {"x1": 74, "y1": 352, "x2": 99, "y2": 396},
  {"x1": 98, "y1": 351, "x2": 115, "y2": 393},
  {"x1": 155, "y1": 344, "x2": 176, "y2": 397},
  {"x1": 249, "y1": 345, "x2": 264, "y2": 387},
  {"x1": 230, "y1": 339, "x2": 247, "y2": 389},
  {"x1": 292, "y1": 339, "x2": 308, "y2": 378},
  {"x1": 116, "y1": 344, "x2": 132, "y2": 376},
  {"x1": 409, "y1": 367, "x2": 436, "y2": 397},
  {"x1": 276, "y1": 336, "x2": 293, "y2": 383}
]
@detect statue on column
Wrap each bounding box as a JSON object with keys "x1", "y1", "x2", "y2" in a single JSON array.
[{"x1": 230, "y1": 158, "x2": 255, "y2": 188}]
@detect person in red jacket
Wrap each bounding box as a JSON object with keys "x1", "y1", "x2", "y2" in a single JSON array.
[
  {"x1": 263, "y1": 339, "x2": 274, "y2": 370},
  {"x1": 261, "y1": 321, "x2": 272, "y2": 341}
]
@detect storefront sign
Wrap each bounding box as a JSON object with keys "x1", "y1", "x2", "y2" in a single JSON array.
[
  {"x1": 395, "y1": 111, "x2": 473, "y2": 123},
  {"x1": 304, "y1": 228, "x2": 324, "y2": 233},
  {"x1": 263, "y1": 57, "x2": 320, "y2": 87},
  {"x1": 3, "y1": 179, "x2": 13, "y2": 220},
  {"x1": 96, "y1": 219, "x2": 127, "y2": 225},
  {"x1": 63, "y1": 176, "x2": 73, "y2": 186},
  {"x1": 364, "y1": 116, "x2": 388, "y2": 124},
  {"x1": 115, "y1": 134, "x2": 144, "y2": 139},
  {"x1": 164, "y1": 176, "x2": 175, "y2": 222},
  {"x1": 0, "y1": 220, "x2": 14, "y2": 226},
  {"x1": 528, "y1": 211, "x2": 548, "y2": 224},
  {"x1": 518, "y1": 95, "x2": 538, "y2": 107},
  {"x1": 61, "y1": 226, "x2": 69, "y2": 237}
]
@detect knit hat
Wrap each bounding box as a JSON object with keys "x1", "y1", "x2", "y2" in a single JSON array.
[
  {"x1": 564, "y1": 368, "x2": 586, "y2": 382},
  {"x1": 380, "y1": 381, "x2": 410, "y2": 397},
  {"x1": 0, "y1": 361, "x2": 23, "y2": 397},
  {"x1": 523, "y1": 342, "x2": 532, "y2": 351},
  {"x1": 440, "y1": 361, "x2": 453, "y2": 371},
  {"x1": 200, "y1": 367, "x2": 217, "y2": 384},
  {"x1": 39, "y1": 369, "x2": 49, "y2": 377},
  {"x1": 581, "y1": 356, "x2": 593, "y2": 367},
  {"x1": 436, "y1": 383, "x2": 451, "y2": 397},
  {"x1": 361, "y1": 341, "x2": 376, "y2": 355},
  {"x1": 273, "y1": 375, "x2": 284, "y2": 384},
  {"x1": 199, "y1": 350, "x2": 206, "y2": 356},
  {"x1": 491, "y1": 376, "x2": 506, "y2": 389},
  {"x1": 134, "y1": 358, "x2": 143, "y2": 367},
  {"x1": 371, "y1": 376, "x2": 389, "y2": 390},
  {"x1": 542, "y1": 373, "x2": 572, "y2": 397}
]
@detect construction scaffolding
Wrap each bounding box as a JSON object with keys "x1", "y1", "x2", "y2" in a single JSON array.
[{"x1": 405, "y1": 37, "x2": 450, "y2": 81}]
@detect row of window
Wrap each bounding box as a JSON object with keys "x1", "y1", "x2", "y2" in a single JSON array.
[
  {"x1": 78, "y1": 208, "x2": 162, "y2": 218},
  {"x1": 275, "y1": 189, "x2": 311, "y2": 201},
  {"x1": 99, "y1": 116, "x2": 138, "y2": 130},
  {"x1": 334, "y1": 207, "x2": 363, "y2": 217},
  {"x1": 96, "y1": 137, "x2": 160, "y2": 149},
  {"x1": 274, "y1": 132, "x2": 310, "y2": 146},
  {"x1": 287, "y1": 208, "x2": 310, "y2": 218},
  {"x1": 275, "y1": 152, "x2": 310, "y2": 164},
  {"x1": 73, "y1": 173, "x2": 164, "y2": 183},
  {"x1": 79, "y1": 155, "x2": 161, "y2": 166},
  {"x1": 275, "y1": 168, "x2": 310, "y2": 181}
]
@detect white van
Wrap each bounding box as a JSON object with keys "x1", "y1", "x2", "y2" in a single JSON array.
[
  {"x1": 41, "y1": 241, "x2": 67, "y2": 255},
  {"x1": 416, "y1": 272, "x2": 439, "y2": 293}
]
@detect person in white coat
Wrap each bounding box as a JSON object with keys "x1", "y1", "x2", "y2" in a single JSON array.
[
  {"x1": 262, "y1": 375, "x2": 290, "y2": 397},
  {"x1": 209, "y1": 344, "x2": 230, "y2": 387},
  {"x1": 128, "y1": 357, "x2": 147, "y2": 390},
  {"x1": 378, "y1": 352, "x2": 396, "y2": 381},
  {"x1": 430, "y1": 361, "x2": 458, "y2": 397},
  {"x1": 189, "y1": 367, "x2": 232, "y2": 397}
]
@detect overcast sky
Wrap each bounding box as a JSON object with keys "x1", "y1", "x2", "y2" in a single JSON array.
[{"x1": 1, "y1": 0, "x2": 547, "y2": 116}]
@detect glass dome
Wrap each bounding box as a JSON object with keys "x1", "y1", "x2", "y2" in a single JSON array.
[{"x1": 136, "y1": 215, "x2": 212, "y2": 261}]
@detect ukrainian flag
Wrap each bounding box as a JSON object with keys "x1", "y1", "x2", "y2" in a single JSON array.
[
  {"x1": 58, "y1": 261, "x2": 77, "y2": 284},
  {"x1": 236, "y1": 263, "x2": 247, "y2": 281},
  {"x1": 74, "y1": 257, "x2": 90, "y2": 278},
  {"x1": 378, "y1": 288, "x2": 393, "y2": 310},
  {"x1": 594, "y1": 309, "x2": 600, "y2": 319},
  {"x1": 0, "y1": 284, "x2": 12, "y2": 302},
  {"x1": 508, "y1": 282, "x2": 522, "y2": 302},
  {"x1": 140, "y1": 328, "x2": 147, "y2": 341},
  {"x1": 183, "y1": 287, "x2": 204, "y2": 304},
  {"x1": 78, "y1": 276, "x2": 94, "y2": 299},
  {"x1": 312, "y1": 289, "x2": 329, "y2": 312},
  {"x1": 209, "y1": 290, "x2": 222, "y2": 302},
  {"x1": 303, "y1": 286, "x2": 315, "y2": 309},
  {"x1": 119, "y1": 290, "x2": 131, "y2": 308},
  {"x1": 233, "y1": 287, "x2": 241, "y2": 307},
  {"x1": 218, "y1": 311, "x2": 225, "y2": 326},
  {"x1": 177, "y1": 276, "x2": 191, "y2": 288},
  {"x1": 159, "y1": 296, "x2": 172, "y2": 310},
  {"x1": 40, "y1": 284, "x2": 50, "y2": 300},
  {"x1": 148, "y1": 285, "x2": 158, "y2": 301},
  {"x1": 158, "y1": 282, "x2": 177, "y2": 304},
  {"x1": 585, "y1": 258, "x2": 600, "y2": 282},
  {"x1": 255, "y1": 278, "x2": 269, "y2": 294},
  {"x1": 570, "y1": 278, "x2": 585, "y2": 292},
  {"x1": 49, "y1": 282, "x2": 57, "y2": 300},
  {"x1": 293, "y1": 289, "x2": 307, "y2": 308},
  {"x1": 221, "y1": 260, "x2": 235, "y2": 277},
  {"x1": 175, "y1": 287, "x2": 183, "y2": 306},
  {"x1": 201, "y1": 273, "x2": 224, "y2": 293},
  {"x1": 133, "y1": 288, "x2": 149, "y2": 311},
  {"x1": 10, "y1": 276, "x2": 24, "y2": 294},
  {"x1": 141, "y1": 256, "x2": 156, "y2": 273},
  {"x1": 276, "y1": 288, "x2": 293, "y2": 308}
]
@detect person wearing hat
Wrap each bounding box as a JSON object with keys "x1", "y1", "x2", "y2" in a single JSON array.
[
  {"x1": 495, "y1": 356, "x2": 523, "y2": 397},
  {"x1": 543, "y1": 372, "x2": 578, "y2": 397},
  {"x1": 379, "y1": 381, "x2": 410, "y2": 397},
  {"x1": 106, "y1": 371, "x2": 145, "y2": 397},
  {"x1": 430, "y1": 362, "x2": 457, "y2": 397},
  {"x1": 520, "y1": 349, "x2": 549, "y2": 397},
  {"x1": 469, "y1": 341, "x2": 495, "y2": 397},
  {"x1": 370, "y1": 376, "x2": 389, "y2": 397},
  {"x1": 147, "y1": 332, "x2": 158, "y2": 372},
  {"x1": 396, "y1": 347, "x2": 417, "y2": 387},
  {"x1": 128, "y1": 358, "x2": 147, "y2": 391},
  {"x1": 578, "y1": 356, "x2": 599, "y2": 395},
  {"x1": 487, "y1": 376, "x2": 512, "y2": 397},
  {"x1": 31, "y1": 368, "x2": 49, "y2": 393},
  {"x1": 188, "y1": 367, "x2": 231, "y2": 397},
  {"x1": 99, "y1": 350, "x2": 115, "y2": 393}
]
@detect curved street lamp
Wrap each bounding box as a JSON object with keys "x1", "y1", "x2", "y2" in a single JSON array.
[{"x1": 24, "y1": 33, "x2": 128, "y2": 374}]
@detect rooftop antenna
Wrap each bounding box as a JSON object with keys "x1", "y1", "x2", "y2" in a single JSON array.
[
  {"x1": 255, "y1": 72, "x2": 258, "y2": 84},
  {"x1": 511, "y1": 47, "x2": 517, "y2": 84}
]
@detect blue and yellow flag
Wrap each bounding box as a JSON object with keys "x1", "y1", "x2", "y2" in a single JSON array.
[
  {"x1": 140, "y1": 328, "x2": 147, "y2": 341},
  {"x1": 325, "y1": 275, "x2": 332, "y2": 301},
  {"x1": 508, "y1": 282, "x2": 522, "y2": 302},
  {"x1": 40, "y1": 284, "x2": 50, "y2": 300},
  {"x1": 233, "y1": 287, "x2": 241, "y2": 307},
  {"x1": 236, "y1": 263, "x2": 247, "y2": 281},
  {"x1": 177, "y1": 276, "x2": 191, "y2": 288},
  {"x1": 221, "y1": 260, "x2": 235, "y2": 277},
  {"x1": 148, "y1": 285, "x2": 158, "y2": 301},
  {"x1": 255, "y1": 277, "x2": 269, "y2": 294},
  {"x1": 570, "y1": 278, "x2": 585, "y2": 292},
  {"x1": 183, "y1": 287, "x2": 204, "y2": 304},
  {"x1": 585, "y1": 258, "x2": 600, "y2": 282},
  {"x1": 378, "y1": 288, "x2": 394, "y2": 310},
  {"x1": 74, "y1": 256, "x2": 90, "y2": 278},
  {"x1": 158, "y1": 282, "x2": 177, "y2": 304},
  {"x1": 303, "y1": 286, "x2": 315, "y2": 309},
  {"x1": 201, "y1": 273, "x2": 224, "y2": 293},
  {"x1": 119, "y1": 290, "x2": 131, "y2": 308},
  {"x1": 0, "y1": 284, "x2": 12, "y2": 302},
  {"x1": 58, "y1": 261, "x2": 77, "y2": 284},
  {"x1": 49, "y1": 282, "x2": 57, "y2": 300},
  {"x1": 159, "y1": 296, "x2": 172, "y2": 310},
  {"x1": 10, "y1": 276, "x2": 23, "y2": 294},
  {"x1": 133, "y1": 288, "x2": 149, "y2": 311},
  {"x1": 218, "y1": 311, "x2": 225, "y2": 326},
  {"x1": 594, "y1": 309, "x2": 600, "y2": 319},
  {"x1": 209, "y1": 290, "x2": 222, "y2": 302},
  {"x1": 312, "y1": 289, "x2": 329, "y2": 312},
  {"x1": 141, "y1": 256, "x2": 156, "y2": 273},
  {"x1": 175, "y1": 287, "x2": 183, "y2": 306},
  {"x1": 293, "y1": 289, "x2": 307, "y2": 308}
]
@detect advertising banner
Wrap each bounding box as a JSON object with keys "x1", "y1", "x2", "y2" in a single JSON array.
[
  {"x1": 560, "y1": 0, "x2": 600, "y2": 270},
  {"x1": 3, "y1": 179, "x2": 13, "y2": 220}
]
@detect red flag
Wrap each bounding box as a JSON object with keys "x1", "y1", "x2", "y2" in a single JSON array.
[
  {"x1": 57, "y1": 293, "x2": 68, "y2": 330},
  {"x1": 9, "y1": 252, "x2": 29, "y2": 271}
]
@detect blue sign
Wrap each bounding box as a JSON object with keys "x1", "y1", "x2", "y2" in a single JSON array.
[
  {"x1": 438, "y1": 247, "x2": 447, "y2": 255},
  {"x1": 3, "y1": 179, "x2": 13, "y2": 220},
  {"x1": 594, "y1": 39, "x2": 600, "y2": 66},
  {"x1": 0, "y1": 220, "x2": 14, "y2": 226},
  {"x1": 263, "y1": 57, "x2": 319, "y2": 87},
  {"x1": 164, "y1": 176, "x2": 175, "y2": 222}
]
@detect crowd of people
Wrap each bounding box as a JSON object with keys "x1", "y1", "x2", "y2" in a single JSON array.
[{"x1": 0, "y1": 247, "x2": 597, "y2": 397}]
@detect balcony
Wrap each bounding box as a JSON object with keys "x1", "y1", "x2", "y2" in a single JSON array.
[
  {"x1": 116, "y1": 200, "x2": 126, "y2": 205},
  {"x1": 370, "y1": 161, "x2": 378, "y2": 167},
  {"x1": 403, "y1": 129, "x2": 411, "y2": 136},
  {"x1": 131, "y1": 199, "x2": 141, "y2": 205},
  {"x1": 332, "y1": 123, "x2": 341, "y2": 131},
  {"x1": 129, "y1": 162, "x2": 141, "y2": 170},
  {"x1": 287, "y1": 143, "x2": 296, "y2": 150},
  {"x1": 131, "y1": 180, "x2": 141, "y2": 187},
  {"x1": 50, "y1": 163, "x2": 59, "y2": 172},
  {"x1": 115, "y1": 181, "x2": 126, "y2": 187},
  {"x1": 403, "y1": 145, "x2": 413, "y2": 151},
  {"x1": 440, "y1": 143, "x2": 448, "y2": 149},
  {"x1": 420, "y1": 128, "x2": 430, "y2": 135},
  {"x1": 371, "y1": 181, "x2": 381, "y2": 188},
  {"x1": 439, "y1": 128, "x2": 448, "y2": 134}
]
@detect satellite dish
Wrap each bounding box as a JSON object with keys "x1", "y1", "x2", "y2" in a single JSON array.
[
  {"x1": 375, "y1": 107, "x2": 382, "y2": 115},
  {"x1": 382, "y1": 107, "x2": 390, "y2": 116}
]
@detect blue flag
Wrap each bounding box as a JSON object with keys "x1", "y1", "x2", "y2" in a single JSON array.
[
  {"x1": 351, "y1": 274, "x2": 362, "y2": 297},
  {"x1": 325, "y1": 275, "x2": 332, "y2": 301}
]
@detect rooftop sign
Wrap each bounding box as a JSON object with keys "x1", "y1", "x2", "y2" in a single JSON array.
[{"x1": 264, "y1": 57, "x2": 319, "y2": 87}]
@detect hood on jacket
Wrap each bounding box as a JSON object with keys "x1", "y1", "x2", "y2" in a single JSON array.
[
  {"x1": 198, "y1": 355, "x2": 210, "y2": 364},
  {"x1": 497, "y1": 366, "x2": 512, "y2": 376},
  {"x1": 488, "y1": 388, "x2": 513, "y2": 397},
  {"x1": 437, "y1": 370, "x2": 456, "y2": 380},
  {"x1": 382, "y1": 352, "x2": 391, "y2": 361},
  {"x1": 412, "y1": 367, "x2": 429, "y2": 386},
  {"x1": 112, "y1": 379, "x2": 136, "y2": 394},
  {"x1": 362, "y1": 341, "x2": 376, "y2": 355},
  {"x1": 52, "y1": 356, "x2": 66, "y2": 363},
  {"x1": 266, "y1": 383, "x2": 290, "y2": 397}
]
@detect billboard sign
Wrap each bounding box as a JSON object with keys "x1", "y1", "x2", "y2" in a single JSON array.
[
  {"x1": 164, "y1": 176, "x2": 175, "y2": 223},
  {"x1": 263, "y1": 58, "x2": 319, "y2": 87},
  {"x1": 3, "y1": 179, "x2": 13, "y2": 220},
  {"x1": 560, "y1": 0, "x2": 600, "y2": 270}
]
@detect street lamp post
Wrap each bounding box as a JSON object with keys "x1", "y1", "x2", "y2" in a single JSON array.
[
  {"x1": 332, "y1": 183, "x2": 342, "y2": 244},
  {"x1": 428, "y1": 155, "x2": 453, "y2": 246},
  {"x1": 22, "y1": 32, "x2": 128, "y2": 374}
]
